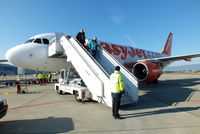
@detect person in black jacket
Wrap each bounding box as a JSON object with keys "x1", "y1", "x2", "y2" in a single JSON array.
[{"x1": 76, "y1": 29, "x2": 87, "y2": 49}]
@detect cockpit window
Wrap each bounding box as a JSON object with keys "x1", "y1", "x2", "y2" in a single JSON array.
[
  {"x1": 25, "y1": 39, "x2": 34, "y2": 43},
  {"x1": 34, "y1": 38, "x2": 42, "y2": 44},
  {"x1": 42, "y1": 38, "x2": 49, "y2": 44},
  {"x1": 25, "y1": 38, "x2": 49, "y2": 45}
]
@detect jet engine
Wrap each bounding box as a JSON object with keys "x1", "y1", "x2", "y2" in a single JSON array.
[{"x1": 132, "y1": 61, "x2": 163, "y2": 83}]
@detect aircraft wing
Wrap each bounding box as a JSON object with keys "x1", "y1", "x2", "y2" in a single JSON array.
[{"x1": 139, "y1": 53, "x2": 200, "y2": 63}]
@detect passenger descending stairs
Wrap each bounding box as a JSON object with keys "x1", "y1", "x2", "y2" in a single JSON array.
[{"x1": 48, "y1": 33, "x2": 138, "y2": 107}]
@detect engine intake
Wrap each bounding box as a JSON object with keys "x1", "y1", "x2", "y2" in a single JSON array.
[{"x1": 132, "y1": 61, "x2": 162, "y2": 82}]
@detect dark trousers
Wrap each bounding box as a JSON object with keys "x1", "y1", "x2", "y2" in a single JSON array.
[
  {"x1": 89, "y1": 49, "x2": 96, "y2": 57},
  {"x1": 16, "y1": 84, "x2": 21, "y2": 94},
  {"x1": 39, "y1": 79, "x2": 42, "y2": 85},
  {"x1": 112, "y1": 93, "x2": 122, "y2": 118}
]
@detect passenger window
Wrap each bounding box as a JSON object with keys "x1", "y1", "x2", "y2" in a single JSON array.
[
  {"x1": 42, "y1": 38, "x2": 49, "y2": 44},
  {"x1": 34, "y1": 38, "x2": 42, "y2": 44}
]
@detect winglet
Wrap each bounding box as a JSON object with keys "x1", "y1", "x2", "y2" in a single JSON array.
[{"x1": 162, "y1": 32, "x2": 173, "y2": 56}]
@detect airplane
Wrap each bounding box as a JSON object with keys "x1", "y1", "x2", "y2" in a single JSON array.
[{"x1": 5, "y1": 32, "x2": 200, "y2": 84}]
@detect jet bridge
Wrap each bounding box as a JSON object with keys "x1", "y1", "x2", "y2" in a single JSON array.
[{"x1": 48, "y1": 33, "x2": 138, "y2": 107}]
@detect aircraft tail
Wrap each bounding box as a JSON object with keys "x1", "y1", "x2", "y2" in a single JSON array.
[{"x1": 162, "y1": 32, "x2": 173, "y2": 56}]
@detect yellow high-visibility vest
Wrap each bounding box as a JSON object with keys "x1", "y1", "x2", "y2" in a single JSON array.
[
  {"x1": 110, "y1": 71, "x2": 124, "y2": 93},
  {"x1": 44, "y1": 73, "x2": 48, "y2": 78},
  {"x1": 37, "y1": 73, "x2": 43, "y2": 79}
]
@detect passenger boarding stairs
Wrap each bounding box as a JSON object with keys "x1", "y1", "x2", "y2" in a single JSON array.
[{"x1": 48, "y1": 33, "x2": 138, "y2": 107}]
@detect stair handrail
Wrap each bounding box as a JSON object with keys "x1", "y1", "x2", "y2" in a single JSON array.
[{"x1": 65, "y1": 35, "x2": 110, "y2": 78}]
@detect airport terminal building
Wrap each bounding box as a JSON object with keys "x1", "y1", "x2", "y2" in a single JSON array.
[{"x1": 0, "y1": 63, "x2": 36, "y2": 75}]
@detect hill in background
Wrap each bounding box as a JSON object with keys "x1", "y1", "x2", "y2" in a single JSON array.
[{"x1": 164, "y1": 64, "x2": 200, "y2": 72}]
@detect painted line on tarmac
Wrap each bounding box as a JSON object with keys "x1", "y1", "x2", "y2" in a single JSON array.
[
  {"x1": 140, "y1": 100, "x2": 200, "y2": 102},
  {"x1": 0, "y1": 91, "x2": 16, "y2": 95},
  {"x1": 8, "y1": 100, "x2": 76, "y2": 111},
  {"x1": 8, "y1": 99, "x2": 200, "y2": 111}
]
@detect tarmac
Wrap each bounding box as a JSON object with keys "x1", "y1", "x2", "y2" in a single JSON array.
[{"x1": 0, "y1": 74, "x2": 200, "y2": 134}]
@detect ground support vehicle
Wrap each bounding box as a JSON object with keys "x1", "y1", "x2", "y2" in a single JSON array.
[
  {"x1": 55, "y1": 68, "x2": 90, "y2": 102},
  {"x1": 0, "y1": 97, "x2": 8, "y2": 119}
]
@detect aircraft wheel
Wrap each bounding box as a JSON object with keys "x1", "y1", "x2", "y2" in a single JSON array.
[
  {"x1": 74, "y1": 91, "x2": 82, "y2": 102},
  {"x1": 21, "y1": 91, "x2": 26, "y2": 94},
  {"x1": 5, "y1": 82, "x2": 8, "y2": 86},
  {"x1": 9, "y1": 82, "x2": 13, "y2": 86},
  {"x1": 153, "y1": 79, "x2": 158, "y2": 84}
]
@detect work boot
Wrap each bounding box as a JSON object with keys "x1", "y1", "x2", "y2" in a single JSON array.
[{"x1": 114, "y1": 116, "x2": 124, "y2": 120}]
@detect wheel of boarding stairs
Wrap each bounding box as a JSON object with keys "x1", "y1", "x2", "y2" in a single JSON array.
[
  {"x1": 153, "y1": 79, "x2": 158, "y2": 84},
  {"x1": 58, "y1": 90, "x2": 63, "y2": 95},
  {"x1": 74, "y1": 91, "x2": 82, "y2": 102},
  {"x1": 56, "y1": 86, "x2": 63, "y2": 95}
]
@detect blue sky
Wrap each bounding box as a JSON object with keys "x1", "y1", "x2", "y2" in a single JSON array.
[{"x1": 0, "y1": 0, "x2": 200, "y2": 66}]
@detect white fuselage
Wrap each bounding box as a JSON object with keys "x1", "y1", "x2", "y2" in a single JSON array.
[
  {"x1": 6, "y1": 42, "x2": 69, "y2": 72},
  {"x1": 5, "y1": 32, "x2": 166, "y2": 72}
]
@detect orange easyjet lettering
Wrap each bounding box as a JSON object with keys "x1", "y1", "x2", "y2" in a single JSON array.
[
  {"x1": 118, "y1": 46, "x2": 127, "y2": 60},
  {"x1": 140, "y1": 49, "x2": 148, "y2": 59},
  {"x1": 100, "y1": 42, "x2": 112, "y2": 54},
  {"x1": 111, "y1": 44, "x2": 120, "y2": 55},
  {"x1": 100, "y1": 42, "x2": 162, "y2": 60},
  {"x1": 128, "y1": 47, "x2": 136, "y2": 57},
  {"x1": 135, "y1": 49, "x2": 143, "y2": 58}
]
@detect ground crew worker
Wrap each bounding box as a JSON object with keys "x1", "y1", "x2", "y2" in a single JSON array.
[
  {"x1": 37, "y1": 73, "x2": 43, "y2": 86},
  {"x1": 110, "y1": 66, "x2": 125, "y2": 119},
  {"x1": 48, "y1": 73, "x2": 52, "y2": 83},
  {"x1": 46, "y1": 73, "x2": 48, "y2": 84},
  {"x1": 43, "y1": 72, "x2": 48, "y2": 85},
  {"x1": 41, "y1": 73, "x2": 45, "y2": 85},
  {"x1": 16, "y1": 82, "x2": 21, "y2": 94},
  {"x1": 88, "y1": 37, "x2": 98, "y2": 57}
]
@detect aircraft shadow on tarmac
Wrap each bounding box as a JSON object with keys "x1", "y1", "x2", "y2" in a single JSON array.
[
  {"x1": 121, "y1": 78, "x2": 200, "y2": 118},
  {"x1": 139, "y1": 78, "x2": 200, "y2": 106},
  {"x1": 121, "y1": 106, "x2": 200, "y2": 119},
  {"x1": 0, "y1": 117, "x2": 74, "y2": 133}
]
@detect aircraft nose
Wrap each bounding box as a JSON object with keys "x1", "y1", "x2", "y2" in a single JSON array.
[
  {"x1": 6, "y1": 45, "x2": 24, "y2": 65},
  {"x1": 6, "y1": 47, "x2": 14, "y2": 63}
]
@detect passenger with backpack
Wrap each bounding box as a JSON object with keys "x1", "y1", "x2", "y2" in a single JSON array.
[{"x1": 88, "y1": 37, "x2": 98, "y2": 57}]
